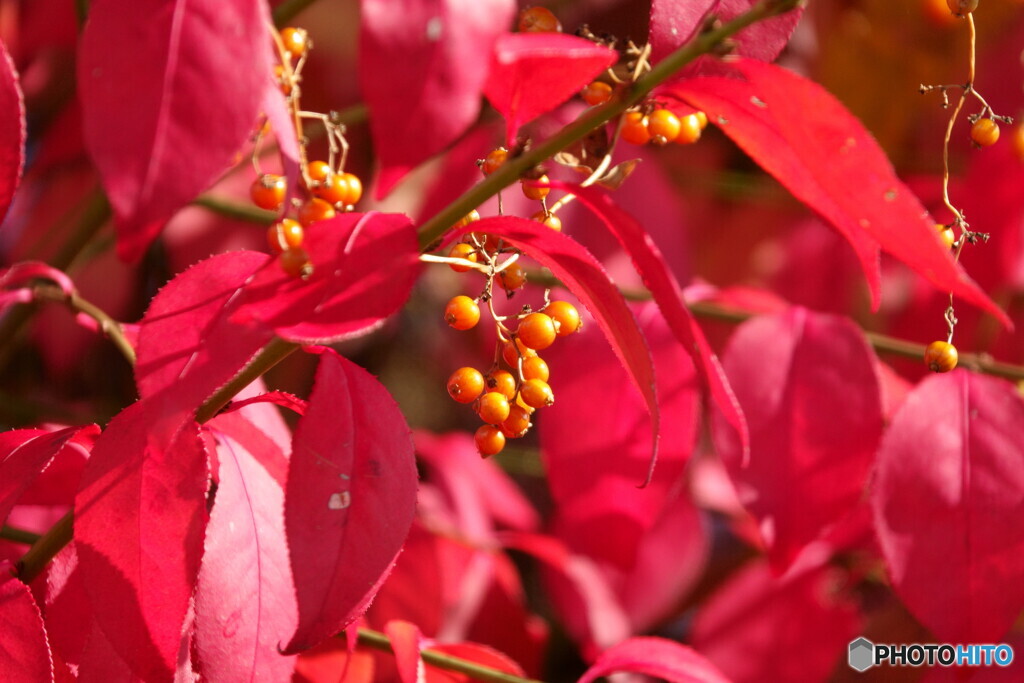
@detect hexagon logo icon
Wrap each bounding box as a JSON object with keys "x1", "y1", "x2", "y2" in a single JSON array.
[{"x1": 849, "y1": 637, "x2": 874, "y2": 672}]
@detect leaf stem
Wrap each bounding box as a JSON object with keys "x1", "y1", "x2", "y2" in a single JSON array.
[
  {"x1": 1, "y1": 525, "x2": 41, "y2": 545},
  {"x1": 193, "y1": 336, "x2": 299, "y2": 424},
  {"x1": 192, "y1": 195, "x2": 277, "y2": 224},
  {"x1": 30, "y1": 284, "x2": 137, "y2": 365},
  {"x1": 354, "y1": 628, "x2": 545, "y2": 683},
  {"x1": 16, "y1": 511, "x2": 72, "y2": 583},
  {"x1": 415, "y1": 0, "x2": 798, "y2": 250}
]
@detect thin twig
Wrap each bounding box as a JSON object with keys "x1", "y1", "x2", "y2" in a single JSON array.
[{"x1": 30, "y1": 284, "x2": 137, "y2": 365}]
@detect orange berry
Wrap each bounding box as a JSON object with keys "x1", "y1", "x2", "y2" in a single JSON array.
[
  {"x1": 280, "y1": 27, "x2": 309, "y2": 59},
  {"x1": 499, "y1": 262, "x2": 526, "y2": 291},
  {"x1": 475, "y1": 424, "x2": 506, "y2": 457},
  {"x1": 250, "y1": 174, "x2": 287, "y2": 211},
  {"x1": 298, "y1": 198, "x2": 337, "y2": 226},
  {"x1": 455, "y1": 210, "x2": 481, "y2": 229},
  {"x1": 338, "y1": 172, "x2": 362, "y2": 205},
  {"x1": 971, "y1": 118, "x2": 1000, "y2": 147},
  {"x1": 674, "y1": 114, "x2": 703, "y2": 145},
  {"x1": 486, "y1": 370, "x2": 517, "y2": 399},
  {"x1": 267, "y1": 218, "x2": 304, "y2": 253},
  {"x1": 648, "y1": 109, "x2": 682, "y2": 145},
  {"x1": 1013, "y1": 124, "x2": 1024, "y2": 162},
  {"x1": 307, "y1": 160, "x2": 332, "y2": 183},
  {"x1": 923, "y1": 0, "x2": 959, "y2": 26},
  {"x1": 312, "y1": 173, "x2": 349, "y2": 206},
  {"x1": 522, "y1": 355, "x2": 549, "y2": 382},
  {"x1": 448, "y1": 243, "x2": 479, "y2": 272},
  {"x1": 621, "y1": 111, "x2": 651, "y2": 145},
  {"x1": 694, "y1": 111, "x2": 709, "y2": 130},
  {"x1": 482, "y1": 149, "x2": 508, "y2": 175},
  {"x1": 520, "y1": 378, "x2": 554, "y2": 409},
  {"x1": 501, "y1": 405, "x2": 532, "y2": 439},
  {"x1": 447, "y1": 367, "x2": 485, "y2": 404},
  {"x1": 946, "y1": 0, "x2": 978, "y2": 16},
  {"x1": 517, "y1": 312, "x2": 557, "y2": 350},
  {"x1": 279, "y1": 247, "x2": 313, "y2": 279},
  {"x1": 532, "y1": 211, "x2": 562, "y2": 231},
  {"x1": 924, "y1": 340, "x2": 958, "y2": 372},
  {"x1": 502, "y1": 337, "x2": 537, "y2": 367},
  {"x1": 478, "y1": 391, "x2": 511, "y2": 425},
  {"x1": 522, "y1": 175, "x2": 550, "y2": 201},
  {"x1": 515, "y1": 392, "x2": 536, "y2": 415},
  {"x1": 545, "y1": 300, "x2": 581, "y2": 336},
  {"x1": 518, "y1": 6, "x2": 561, "y2": 33},
  {"x1": 582, "y1": 81, "x2": 613, "y2": 106},
  {"x1": 444, "y1": 295, "x2": 480, "y2": 330},
  {"x1": 935, "y1": 223, "x2": 956, "y2": 249}
]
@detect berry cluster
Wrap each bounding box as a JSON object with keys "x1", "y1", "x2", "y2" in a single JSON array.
[
  {"x1": 250, "y1": 27, "x2": 365, "y2": 279},
  {"x1": 620, "y1": 107, "x2": 707, "y2": 146}
]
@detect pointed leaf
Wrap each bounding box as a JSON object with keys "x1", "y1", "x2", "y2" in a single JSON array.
[
  {"x1": 75, "y1": 401, "x2": 209, "y2": 681},
  {"x1": 484, "y1": 33, "x2": 616, "y2": 145},
  {"x1": 547, "y1": 182, "x2": 748, "y2": 466},
  {"x1": 0, "y1": 427, "x2": 98, "y2": 524},
  {"x1": 283, "y1": 349, "x2": 418, "y2": 653},
  {"x1": 0, "y1": 39, "x2": 24, "y2": 225},
  {"x1": 79, "y1": 0, "x2": 272, "y2": 261},
  {"x1": 453, "y1": 215, "x2": 658, "y2": 477},
  {"x1": 0, "y1": 571, "x2": 53, "y2": 683},
  {"x1": 360, "y1": 0, "x2": 515, "y2": 197},
  {"x1": 716, "y1": 308, "x2": 883, "y2": 572},
  {"x1": 578, "y1": 637, "x2": 730, "y2": 683},
  {"x1": 872, "y1": 371, "x2": 1024, "y2": 644},
  {"x1": 666, "y1": 59, "x2": 1008, "y2": 325},
  {"x1": 194, "y1": 421, "x2": 297, "y2": 682}
]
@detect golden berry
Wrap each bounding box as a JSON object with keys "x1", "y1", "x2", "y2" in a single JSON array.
[
  {"x1": 971, "y1": 118, "x2": 1000, "y2": 147},
  {"x1": 924, "y1": 340, "x2": 958, "y2": 373},
  {"x1": 545, "y1": 301, "x2": 581, "y2": 336},
  {"x1": 478, "y1": 391, "x2": 512, "y2": 425},
  {"x1": 448, "y1": 243, "x2": 479, "y2": 272},
  {"x1": 475, "y1": 424, "x2": 506, "y2": 457},
  {"x1": 444, "y1": 295, "x2": 480, "y2": 330},
  {"x1": 518, "y1": 312, "x2": 557, "y2": 350},
  {"x1": 447, "y1": 367, "x2": 485, "y2": 403},
  {"x1": 520, "y1": 378, "x2": 554, "y2": 408}
]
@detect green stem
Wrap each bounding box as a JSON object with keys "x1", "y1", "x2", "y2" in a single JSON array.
[
  {"x1": 1, "y1": 525, "x2": 41, "y2": 545},
  {"x1": 355, "y1": 628, "x2": 545, "y2": 683},
  {"x1": 30, "y1": 284, "x2": 137, "y2": 366},
  {"x1": 416, "y1": 0, "x2": 799, "y2": 250},
  {"x1": 16, "y1": 512, "x2": 72, "y2": 584},
  {"x1": 192, "y1": 195, "x2": 276, "y2": 224}
]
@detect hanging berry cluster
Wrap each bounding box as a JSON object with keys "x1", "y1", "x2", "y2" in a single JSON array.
[
  {"x1": 250, "y1": 26, "x2": 365, "y2": 279},
  {"x1": 919, "y1": 0, "x2": 1013, "y2": 373}
]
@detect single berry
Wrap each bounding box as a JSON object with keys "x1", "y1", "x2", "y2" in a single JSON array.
[
  {"x1": 312, "y1": 173, "x2": 349, "y2": 206},
  {"x1": 455, "y1": 210, "x2": 481, "y2": 228},
  {"x1": 486, "y1": 369, "x2": 517, "y2": 399},
  {"x1": 935, "y1": 223, "x2": 956, "y2": 249},
  {"x1": 447, "y1": 367, "x2": 485, "y2": 403},
  {"x1": 971, "y1": 118, "x2": 1000, "y2": 147},
  {"x1": 581, "y1": 81, "x2": 613, "y2": 106},
  {"x1": 648, "y1": 109, "x2": 682, "y2": 145},
  {"x1": 307, "y1": 160, "x2": 332, "y2": 183},
  {"x1": 621, "y1": 111, "x2": 651, "y2": 145},
  {"x1": 518, "y1": 6, "x2": 561, "y2": 32},
  {"x1": 924, "y1": 340, "x2": 958, "y2": 372},
  {"x1": 522, "y1": 355, "x2": 550, "y2": 382},
  {"x1": 518, "y1": 312, "x2": 557, "y2": 350},
  {"x1": 475, "y1": 424, "x2": 506, "y2": 457},
  {"x1": 946, "y1": 0, "x2": 979, "y2": 16},
  {"x1": 279, "y1": 247, "x2": 313, "y2": 279},
  {"x1": 501, "y1": 405, "x2": 532, "y2": 439},
  {"x1": 267, "y1": 218, "x2": 304, "y2": 253},
  {"x1": 444, "y1": 295, "x2": 480, "y2": 330},
  {"x1": 674, "y1": 114, "x2": 703, "y2": 145},
  {"x1": 338, "y1": 172, "x2": 363, "y2": 205},
  {"x1": 499, "y1": 262, "x2": 527, "y2": 291},
  {"x1": 448, "y1": 243, "x2": 479, "y2": 272},
  {"x1": 280, "y1": 27, "x2": 309, "y2": 59},
  {"x1": 502, "y1": 337, "x2": 537, "y2": 367},
  {"x1": 482, "y1": 148, "x2": 508, "y2": 175},
  {"x1": 522, "y1": 175, "x2": 550, "y2": 201},
  {"x1": 250, "y1": 174, "x2": 287, "y2": 211},
  {"x1": 694, "y1": 111, "x2": 709, "y2": 130},
  {"x1": 298, "y1": 198, "x2": 337, "y2": 226},
  {"x1": 478, "y1": 391, "x2": 512, "y2": 425},
  {"x1": 545, "y1": 300, "x2": 581, "y2": 336},
  {"x1": 532, "y1": 210, "x2": 562, "y2": 231},
  {"x1": 520, "y1": 378, "x2": 554, "y2": 408}
]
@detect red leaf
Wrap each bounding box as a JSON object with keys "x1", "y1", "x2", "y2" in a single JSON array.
[
  {"x1": 484, "y1": 33, "x2": 617, "y2": 145},
  {"x1": 230, "y1": 212, "x2": 421, "y2": 344},
  {"x1": 716, "y1": 308, "x2": 883, "y2": 572},
  {"x1": 383, "y1": 620, "x2": 423, "y2": 683},
  {"x1": 193, "y1": 420, "x2": 297, "y2": 681},
  {"x1": 0, "y1": 39, "x2": 24, "y2": 225},
  {"x1": 74, "y1": 401, "x2": 209, "y2": 681},
  {"x1": 666, "y1": 59, "x2": 1008, "y2": 325},
  {"x1": 0, "y1": 571, "x2": 53, "y2": 683},
  {"x1": 0, "y1": 427, "x2": 96, "y2": 524},
  {"x1": 547, "y1": 182, "x2": 749, "y2": 468},
  {"x1": 649, "y1": 0, "x2": 804, "y2": 74},
  {"x1": 79, "y1": 0, "x2": 272, "y2": 261},
  {"x1": 360, "y1": 0, "x2": 515, "y2": 198},
  {"x1": 577, "y1": 637, "x2": 730, "y2": 683},
  {"x1": 691, "y1": 560, "x2": 861, "y2": 682},
  {"x1": 453, "y1": 215, "x2": 659, "y2": 480},
  {"x1": 283, "y1": 349, "x2": 418, "y2": 653},
  {"x1": 541, "y1": 302, "x2": 699, "y2": 569},
  {"x1": 872, "y1": 371, "x2": 1024, "y2": 644}
]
